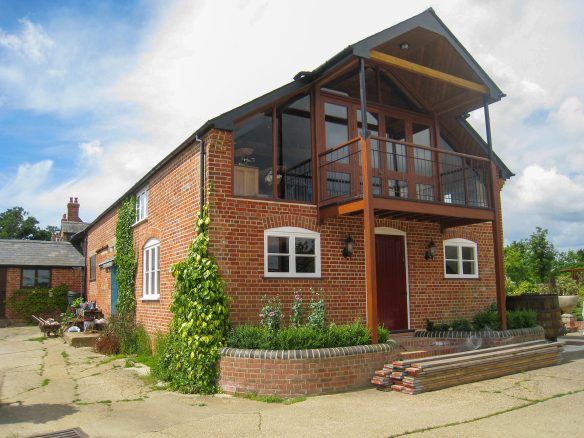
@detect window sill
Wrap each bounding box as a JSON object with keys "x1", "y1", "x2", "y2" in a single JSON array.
[
  {"x1": 132, "y1": 218, "x2": 148, "y2": 228},
  {"x1": 262, "y1": 275, "x2": 322, "y2": 280},
  {"x1": 141, "y1": 295, "x2": 160, "y2": 301},
  {"x1": 444, "y1": 276, "x2": 480, "y2": 280}
]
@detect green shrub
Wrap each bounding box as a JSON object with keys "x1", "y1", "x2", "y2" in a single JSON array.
[
  {"x1": 506, "y1": 309, "x2": 537, "y2": 329},
  {"x1": 472, "y1": 309, "x2": 500, "y2": 330},
  {"x1": 227, "y1": 321, "x2": 391, "y2": 350},
  {"x1": 378, "y1": 325, "x2": 390, "y2": 343},
  {"x1": 450, "y1": 319, "x2": 472, "y2": 331},
  {"x1": 225, "y1": 325, "x2": 271, "y2": 350},
  {"x1": 9, "y1": 284, "x2": 68, "y2": 320},
  {"x1": 107, "y1": 314, "x2": 151, "y2": 355},
  {"x1": 555, "y1": 275, "x2": 579, "y2": 296},
  {"x1": 150, "y1": 332, "x2": 173, "y2": 382},
  {"x1": 425, "y1": 319, "x2": 434, "y2": 332}
]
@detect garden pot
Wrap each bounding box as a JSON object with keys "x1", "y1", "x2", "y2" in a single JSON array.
[{"x1": 558, "y1": 295, "x2": 579, "y2": 314}]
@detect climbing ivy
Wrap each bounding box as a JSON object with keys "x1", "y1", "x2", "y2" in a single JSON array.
[
  {"x1": 114, "y1": 197, "x2": 137, "y2": 319},
  {"x1": 163, "y1": 205, "x2": 230, "y2": 394}
]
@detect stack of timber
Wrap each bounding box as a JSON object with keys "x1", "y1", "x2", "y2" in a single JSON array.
[{"x1": 371, "y1": 341, "x2": 562, "y2": 394}]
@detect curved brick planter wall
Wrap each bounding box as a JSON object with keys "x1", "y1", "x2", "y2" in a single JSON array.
[
  {"x1": 219, "y1": 342, "x2": 398, "y2": 396},
  {"x1": 411, "y1": 326, "x2": 545, "y2": 348}
]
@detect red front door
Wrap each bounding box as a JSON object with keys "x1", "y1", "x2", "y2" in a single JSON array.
[{"x1": 375, "y1": 234, "x2": 408, "y2": 330}]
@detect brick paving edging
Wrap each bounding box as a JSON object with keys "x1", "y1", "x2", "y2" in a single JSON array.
[
  {"x1": 219, "y1": 341, "x2": 399, "y2": 396},
  {"x1": 220, "y1": 342, "x2": 396, "y2": 360},
  {"x1": 413, "y1": 326, "x2": 545, "y2": 339}
]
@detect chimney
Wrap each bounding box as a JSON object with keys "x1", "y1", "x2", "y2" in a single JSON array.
[{"x1": 67, "y1": 197, "x2": 81, "y2": 222}]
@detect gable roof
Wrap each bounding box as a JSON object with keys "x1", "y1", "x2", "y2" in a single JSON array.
[
  {"x1": 84, "y1": 8, "x2": 511, "y2": 231},
  {"x1": 0, "y1": 240, "x2": 84, "y2": 267}
]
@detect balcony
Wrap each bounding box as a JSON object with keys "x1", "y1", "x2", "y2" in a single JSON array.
[{"x1": 318, "y1": 136, "x2": 496, "y2": 228}]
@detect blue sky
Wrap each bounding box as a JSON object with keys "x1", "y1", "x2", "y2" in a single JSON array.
[{"x1": 1, "y1": 0, "x2": 584, "y2": 251}]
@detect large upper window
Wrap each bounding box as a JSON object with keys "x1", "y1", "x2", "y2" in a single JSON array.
[
  {"x1": 22, "y1": 268, "x2": 51, "y2": 288},
  {"x1": 444, "y1": 238, "x2": 478, "y2": 279},
  {"x1": 233, "y1": 94, "x2": 312, "y2": 202},
  {"x1": 143, "y1": 239, "x2": 160, "y2": 299},
  {"x1": 264, "y1": 227, "x2": 320, "y2": 278},
  {"x1": 136, "y1": 187, "x2": 148, "y2": 222}
]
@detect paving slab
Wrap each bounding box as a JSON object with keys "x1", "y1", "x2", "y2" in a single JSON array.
[{"x1": 2, "y1": 326, "x2": 584, "y2": 438}]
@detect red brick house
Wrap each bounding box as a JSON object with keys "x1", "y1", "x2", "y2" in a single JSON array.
[
  {"x1": 83, "y1": 9, "x2": 512, "y2": 340},
  {"x1": 0, "y1": 199, "x2": 87, "y2": 324}
]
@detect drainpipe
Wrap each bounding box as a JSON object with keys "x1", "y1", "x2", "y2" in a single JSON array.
[{"x1": 197, "y1": 136, "x2": 206, "y2": 231}]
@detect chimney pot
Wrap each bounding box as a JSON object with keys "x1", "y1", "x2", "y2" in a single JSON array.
[{"x1": 66, "y1": 197, "x2": 81, "y2": 222}]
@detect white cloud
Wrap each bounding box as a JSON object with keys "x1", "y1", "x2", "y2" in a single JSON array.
[
  {"x1": 0, "y1": 18, "x2": 54, "y2": 62},
  {"x1": 78, "y1": 140, "x2": 104, "y2": 159},
  {"x1": 0, "y1": 160, "x2": 53, "y2": 208},
  {"x1": 550, "y1": 96, "x2": 584, "y2": 134}
]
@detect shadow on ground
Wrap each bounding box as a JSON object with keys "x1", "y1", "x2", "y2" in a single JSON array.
[{"x1": 0, "y1": 402, "x2": 78, "y2": 425}]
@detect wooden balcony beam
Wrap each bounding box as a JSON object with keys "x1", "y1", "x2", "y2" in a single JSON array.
[{"x1": 369, "y1": 50, "x2": 489, "y2": 95}]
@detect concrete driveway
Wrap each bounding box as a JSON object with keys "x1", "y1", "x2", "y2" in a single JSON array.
[{"x1": 1, "y1": 326, "x2": 584, "y2": 438}]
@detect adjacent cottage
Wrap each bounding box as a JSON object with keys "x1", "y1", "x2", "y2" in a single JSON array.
[
  {"x1": 0, "y1": 198, "x2": 87, "y2": 325},
  {"x1": 83, "y1": 9, "x2": 512, "y2": 339}
]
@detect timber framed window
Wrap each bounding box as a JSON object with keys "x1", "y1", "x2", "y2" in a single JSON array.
[
  {"x1": 136, "y1": 187, "x2": 148, "y2": 223},
  {"x1": 264, "y1": 227, "x2": 320, "y2": 278},
  {"x1": 21, "y1": 268, "x2": 51, "y2": 288},
  {"x1": 89, "y1": 255, "x2": 96, "y2": 282},
  {"x1": 443, "y1": 238, "x2": 478, "y2": 279},
  {"x1": 143, "y1": 239, "x2": 160, "y2": 299}
]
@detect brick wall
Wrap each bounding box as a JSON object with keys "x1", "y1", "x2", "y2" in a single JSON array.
[
  {"x1": 207, "y1": 129, "x2": 499, "y2": 330},
  {"x1": 5, "y1": 266, "x2": 83, "y2": 321},
  {"x1": 219, "y1": 344, "x2": 400, "y2": 396},
  {"x1": 85, "y1": 127, "x2": 505, "y2": 336},
  {"x1": 85, "y1": 140, "x2": 201, "y2": 334}
]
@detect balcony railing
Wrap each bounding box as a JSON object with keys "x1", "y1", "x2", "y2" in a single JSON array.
[{"x1": 318, "y1": 135, "x2": 493, "y2": 210}]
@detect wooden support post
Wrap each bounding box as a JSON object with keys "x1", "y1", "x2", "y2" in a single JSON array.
[
  {"x1": 360, "y1": 137, "x2": 378, "y2": 343},
  {"x1": 484, "y1": 97, "x2": 507, "y2": 330}
]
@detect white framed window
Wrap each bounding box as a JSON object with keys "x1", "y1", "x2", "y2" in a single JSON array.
[
  {"x1": 443, "y1": 238, "x2": 478, "y2": 279},
  {"x1": 143, "y1": 238, "x2": 160, "y2": 299},
  {"x1": 136, "y1": 187, "x2": 148, "y2": 223},
  {"x1": 264, "y1": 227, "x2": 320, "y2": 278}
]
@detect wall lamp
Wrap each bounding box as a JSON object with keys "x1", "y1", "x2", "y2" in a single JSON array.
[
  {"x1": 425, "y1": 240, "x2": 437, "y2": 260},
  {"x1": 400, "y1": 42, "x2": 410, "y2": 50},
  {"x1": 343, "y1": 235, "x2": 355, "y2": 258}
]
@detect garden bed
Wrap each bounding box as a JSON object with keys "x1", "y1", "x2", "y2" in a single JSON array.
[
  {"x1": 219, "y1": 327, "x2": 545, "y2": 396},
  {"x1": 219, "y1": 342, "x2": 399, "y2": 396}
]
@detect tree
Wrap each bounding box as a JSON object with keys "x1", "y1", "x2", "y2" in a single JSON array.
[
  {"x1": 504, "y1": 240, "x2": 530, "y2": 284},
  {"x1": 505, "y1": 227, "x2": 559, "y2": 285},
  {"x1": 526, "y1": 227, "x2": 557, "y2": 284},
  {"x1": 0, "y1": 207, "x2": 55, "y2": 241}
]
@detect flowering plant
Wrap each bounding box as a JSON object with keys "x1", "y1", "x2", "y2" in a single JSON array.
[
  {"x1": 259, "y1": 296, "x2": 282, "y2": 331},
  {"x1": 307, "y1": 288, "x2": 326, "y2": 329},
  {"x1": 290, "y1": 289, "x2": 304, "y2": 328}
]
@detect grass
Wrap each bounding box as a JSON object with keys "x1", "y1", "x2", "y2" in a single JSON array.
[
  {"x1": 239, "y1": 393, "x2": 307, "y2": 405},
  {"x1": 99, "y1": 354, "x2": 125, "y2": 365},
  {"x1": 26, "y1": 336, "x2": 46, "y2": 343},
  {"x1": 41, "y1": 378, "x2": 50, "y2": 387}
]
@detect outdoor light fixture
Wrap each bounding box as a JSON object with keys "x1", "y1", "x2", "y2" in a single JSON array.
[
  {"x1": 425, "y1": 240, "x2": 437, "y2": 260},
  {"x1": 343, "y1": 235, "x2": 355, "y2": 258},
  {"x1": 400, "y1": 42, "x2": 410, "y2": 50}
]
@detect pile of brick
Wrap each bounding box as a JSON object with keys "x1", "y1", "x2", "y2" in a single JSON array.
[{"x1": 371, "y1": 340, "x2": 562, "y2": 395}]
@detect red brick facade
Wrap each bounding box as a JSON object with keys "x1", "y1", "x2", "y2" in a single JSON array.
[
  {"x1": 86, "y1": 142, "x2": 201, "y2": 334},
  {"x1": 4, "y1": 266, "x2": 83, "y2": 321},
  {"x1": 85, "y1": 128, "x2": 504, "y2": 336}
]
